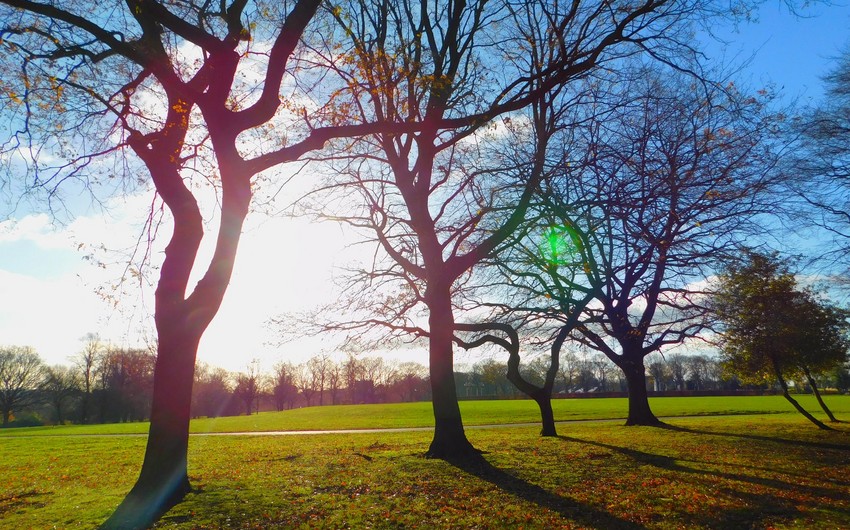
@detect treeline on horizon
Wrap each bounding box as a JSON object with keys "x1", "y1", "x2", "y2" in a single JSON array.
[{"x1": 3, "y1": 338, "x2": 849, "y2": 428}]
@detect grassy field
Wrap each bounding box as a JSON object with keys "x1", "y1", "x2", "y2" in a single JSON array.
[
  {"x1": 1, "y1": 412, "x2": 849, "y2": 529},
  {"x1": 2, "y1": 394, "x2": 849, "y2": 436}
]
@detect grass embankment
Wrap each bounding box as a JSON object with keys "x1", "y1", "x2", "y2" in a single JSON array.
[
  {"x1": 1, "y1": 414, "x2": 849, "y2": 529},
  {"x1": 2, "y1": 394, "x2": 849, "y2": 436}
]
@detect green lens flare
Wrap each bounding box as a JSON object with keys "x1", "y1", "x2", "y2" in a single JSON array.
[{"x1": 539, "y1": 225, "x2": 582, "y2": 267}]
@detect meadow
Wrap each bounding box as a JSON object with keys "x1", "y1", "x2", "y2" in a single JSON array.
[{"x1": 1, "y1": 395, "x2": 849, "y2": 529}]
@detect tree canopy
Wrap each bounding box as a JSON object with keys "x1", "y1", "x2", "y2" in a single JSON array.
[{"x1": 712, "y1": 251, "x2": 849, "y2": 428}]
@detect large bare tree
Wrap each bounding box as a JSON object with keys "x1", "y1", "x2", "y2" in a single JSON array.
[
  {"x1": 540, "y1": 68, "x2": 784, "y2": 425},
  {"x1": 298, "y1": 0, "x2": 712, "y2": 457},
  {"x1": 0, "y1": 1, "x2": 399, "y2": 527}
]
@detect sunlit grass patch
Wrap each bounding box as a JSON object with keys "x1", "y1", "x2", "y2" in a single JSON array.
[
  {"x1": 3, "y1": 395, "x2": 848, "y2": 437},
  {"x1": 4, "y1": 414, "x2": 847, "y2": 528}
]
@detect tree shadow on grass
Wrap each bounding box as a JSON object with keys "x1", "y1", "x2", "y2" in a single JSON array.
[
  {"x1": 557, "y1": 435, "x2": 846, "y2": 528},
  {"x1": 655, "y1": 422, "x2": 850, "y2": 453},
  {"x1": 445, "y1": 452, "x2": 645, "y2": 529}
]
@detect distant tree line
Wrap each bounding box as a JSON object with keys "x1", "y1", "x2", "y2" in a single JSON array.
[
  {"x1": 0, "y1": 336, "x2": 434, "y2": 427},
  {"x1": 5, "y1": 335, "x2": 847, "y2": 429}
]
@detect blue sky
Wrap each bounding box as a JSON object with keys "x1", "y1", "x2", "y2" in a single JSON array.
[
  {"x1": 2, "y1": 4, "x2": 850, "y2": 371},
  {"x1": 701, "y1": 2, "x2": 850, "y2": 102}
]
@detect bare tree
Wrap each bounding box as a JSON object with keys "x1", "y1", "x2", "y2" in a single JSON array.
[
  {"x1": 326, "y1": 361, "x2": 343, "y2": 405},
  {"x1": 43, "y1": 365, "x2": 81, "y2": 425},
  {"x1": 233, "y1": 360, "x2": 262, "y2": 416},
  {"x1": 98, "y1": 348, "x2": 156, "y2": 423},
  {"x1": 789, "y1": 50, "x2": 850, "y2": 280},
  {"x1": 306, "y1": 354, "x2": 332, "y2": 406},
  {"x1": 294, "y1": 362, "x2": 318, "y2": 407},
  {"x1": 534, "y1": 67, "x2": 784, "y2": 425},
  {"x1": 192, "y1": 363, "x2": 233, "y2": 418},
  {"x1": 0, "y1": 1, "x2": 412, "y2": 523},
  {"x1": 558, "y1": 351, "x2": 580, "y2": 393},
  {"x1": 74, "y1": 333, "x2": 103, "y2": 424},
  {"x1": 667, "y1": 354, "x2": 688, "y2": 391},
  {"x1": 271, "y1": 361, "x2": 299, "y2": 411},
  {"x1": 301, "y1": 0, "x2": 711, "y2": 457},
  {"x1": 391, "y1": 361, "x2": 429, "y2": 402},
  {"x1": 0, "y1": 346, "x2": 45, "y2": 426}
]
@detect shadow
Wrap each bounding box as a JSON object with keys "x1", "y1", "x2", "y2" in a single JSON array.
[
  {"x1": 656, "y1": 423, "x2": 850, "y2": 453},
  {"x1": 0, "y1": 490, "x2": 46, "y2": 515},
  {"x1": 445, "y1": 452, "x2": 645, "y2": 529},
  {"x1": 557, "y1": 434, "x2": 849, "y2": 526}
]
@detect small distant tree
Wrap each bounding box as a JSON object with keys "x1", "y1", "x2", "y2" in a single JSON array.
[
  {"x1": 98, "y1": 348, "x2": 156, "y2": 423},
  {"x1": 192, "y1": 364, "x2": 233, "y2": 418},
  {"x1": 391, "y1": 362, "x2": 429, "y2": 402},
  {"x1": 74, "y1": 333, "x2": 103, "y2": 424},
  {"x1": 295, "y1": 363, "x2": 318, "y2": 407},
  {"x1": 233, "y1": 361, "x2": 262, "y2": 416},
  {"x1": 306, "y1": 355, "x2": 332, "y2": 406},
  {"x1": 834, "y1": 364, "x2": 850, "y2": 394},
  {"x1": 685, "y1": 355, "x2": 711, "y2": 391},
  {"x1": 0, "y1": 346, "x2": 45, "y2": 426},
  {"x1": 558, "y1": 351, "x2": 580, "y2": 393},
  {"x1": 271, "y1": 362, "x2": 299, "y2": 411},
  {"x1": 43, "y1": 365, "x2": 81, "y2": 425},
  {"x1": 712, "y1": 251, "x2": 850, "y2": 429}
]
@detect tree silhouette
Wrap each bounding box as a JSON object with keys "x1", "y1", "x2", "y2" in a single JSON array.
[
  {"x1": 0, "y1": 1, "x2": 399, "y2": 526},
  {"x1": 298, "y1": 0, "x2": 714, "y2": 458}
]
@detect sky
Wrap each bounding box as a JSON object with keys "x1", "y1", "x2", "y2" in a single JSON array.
[{"x1": 2, "y1": 3, "x2": 850, "y2": 373}]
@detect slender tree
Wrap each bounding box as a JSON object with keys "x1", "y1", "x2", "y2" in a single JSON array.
[
  {"x1": 233, "y1": 362, "x2": 262, "y2": 415},
  {"x1": 783, "y1": 289, "x2": 849, "y2": 422},
  {"x1": 74, "y1": 333, "x2": 103, "y2": 425}
]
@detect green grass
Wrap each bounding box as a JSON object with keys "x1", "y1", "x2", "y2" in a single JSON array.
[
  {"x1": 2, "y1": 415, "x2": 849, "y2": 529},
  {"x1": 2, "y1": 394, "x2": 848, "y2": 436}
]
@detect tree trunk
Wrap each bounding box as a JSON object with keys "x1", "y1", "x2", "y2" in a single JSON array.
[
  {"x1": 425, "y1": 289, "x2": 477, "y2": 459},
  {"x1": 620, "y1": 356, "x2": 661, "y2": 426},
  {"x1": 803, "y1": 366, "x2": 839, "y2": 422},
  {"x1": 101, "y1": 326, "x2": 201, "y2": 529},
  {"x1": 2, "y1": 409, "x2": 9, "y2": 427},
  {"x1": 80, "y1": 392, "x2": 90, "y2": 424},
  {"x1": 534, "y1": 395, "x2": 557, "y2": 437},
  {"x1": 102, "y1": 156, "x2": 250, "y2": 528},
  {"x1": 772, "y1": 360, "x2": 831, "y2": 430}
]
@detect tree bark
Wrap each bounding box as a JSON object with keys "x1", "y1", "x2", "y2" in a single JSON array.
[
  {"x1": 620, "y1": 356, "x2": 662, "y2": 426},
  {"x1": 802, "y1": 365, "x2": 839, "y2": 423},
  {"x1": 772, "y1": 360, "x2": 831, "y2": 430},
  {"x1": 535, "y1": 395, "x2": 557, "y2": 437},
  {"x1": 425, "y1": 288, "x2": 477, "y2": 459}
]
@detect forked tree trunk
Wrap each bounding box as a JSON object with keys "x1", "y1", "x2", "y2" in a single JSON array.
[
  {"x1": 426, "y1": 289, "x2": 477, "y2": 459},
  {"x1": 102, "y1": 155, "x2": 251, "y2": 528},
  {"x1": 505, "y1": 325, "x2": 567, "y2": 437},
  {"x1": 772, "y1": 360, "x2": 831, "y2": 430},
  {"x1": 620, "y1": 356, "x2": 662, "y2": 426},
  {"x1": 802, "y1": 365, "x2": 839, "y2": 422}
]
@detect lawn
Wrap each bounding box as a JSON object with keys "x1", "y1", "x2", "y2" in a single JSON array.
[
  {"x1": 1, "y1": 397, "x2": 849, "y2": 528},
  {"x1": 2, "y1": 394, "x2": 848, "y2": 436}
]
